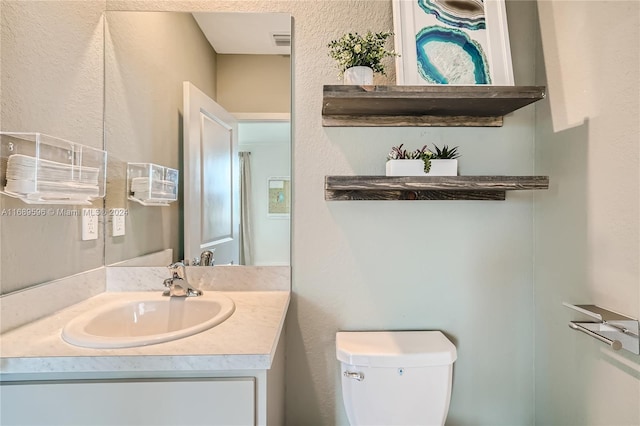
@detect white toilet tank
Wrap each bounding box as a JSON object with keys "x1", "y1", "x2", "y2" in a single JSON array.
[{"x1": 336, "y1": 331, "x2": 457, "y2": 426}]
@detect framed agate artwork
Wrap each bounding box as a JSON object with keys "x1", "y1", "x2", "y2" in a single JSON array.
[{"x1": 392, "y1": 0, "x2": 514, "y2": 85}]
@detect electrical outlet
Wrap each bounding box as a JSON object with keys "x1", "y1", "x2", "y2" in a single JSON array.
[
  {"x1": 112, "y1": 209, "x2": 126, "y2": 237},
  {"x1": 82, "y1": 208, "x2": 99, "y2": 241}
]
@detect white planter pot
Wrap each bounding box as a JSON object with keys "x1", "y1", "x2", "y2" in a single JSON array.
[
  {"x1": 427, "y1": 159, "x2": 458, "y2": 176},
  {"x1": 386, "y1": 159, "x2": 426, "y2": 176},
  {"x1": 385, "y1": 159, "x2": 458, "y2": 176},
  {"x1": 343, "y1": 66, "x2": 374, "y2": 85}
]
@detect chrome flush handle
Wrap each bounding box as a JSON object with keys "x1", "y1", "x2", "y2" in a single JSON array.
[{"x1": 343, "y1": 371, "x2": 365, "y2": 381}]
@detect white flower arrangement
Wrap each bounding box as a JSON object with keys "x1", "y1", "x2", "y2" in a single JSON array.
[{"x1": 327, "y1": 31, "x2": 399, "y2": 76}]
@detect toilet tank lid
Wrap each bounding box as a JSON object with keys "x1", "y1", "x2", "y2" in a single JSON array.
[{"x1": 336, "y1": 331, "x2": 457, "y2": 367}]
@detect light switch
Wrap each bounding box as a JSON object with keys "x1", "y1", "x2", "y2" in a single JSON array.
[
  {"x1": 82, "y1": 209, "x2": 99, "y2": 241},
  {"x1": 112, "y1": 209, "x2": 126, "y2": 237}
]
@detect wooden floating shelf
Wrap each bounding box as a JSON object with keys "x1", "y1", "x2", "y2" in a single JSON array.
[
  {"x1": 322, "y1": 85, "x2": 546, "y2": 127},
  {"x1": 325, "y1": 176, "x2": 550, "y2": 201}
]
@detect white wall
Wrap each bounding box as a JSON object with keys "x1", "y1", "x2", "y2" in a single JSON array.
[
  {"x1": 534, "y1": 1, "x2": 640, "y2": 424},
  {"x1": 238, "y1": 122, "x2": 291, "y2": 266}
]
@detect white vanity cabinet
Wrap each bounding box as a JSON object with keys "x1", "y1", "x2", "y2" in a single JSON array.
[
  {"x1": 1, "y1": 330, "x2": 285, "y2": 426},
  {"x1": 1, "y1": 322, "x2": 286, "y2": 426},
  {"x1": 1, "y1": 378, "x2": 256, "y2": 425}
]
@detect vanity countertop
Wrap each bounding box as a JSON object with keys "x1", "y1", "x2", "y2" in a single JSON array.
[{"x1": 0, "y1": 289, "x2": 289, "y2": 378}]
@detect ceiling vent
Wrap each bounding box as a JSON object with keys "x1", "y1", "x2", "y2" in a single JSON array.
[{"x1": 272, "y1": 33, "x2": 291, "y2": 47}]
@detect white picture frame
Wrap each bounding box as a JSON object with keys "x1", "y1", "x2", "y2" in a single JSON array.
[
  {"x1": 392, "y1": 0, "x2": 514, "y2": 85},
  {"x1": 267, "y1": 176, "x2": 290, "y2": 218}
]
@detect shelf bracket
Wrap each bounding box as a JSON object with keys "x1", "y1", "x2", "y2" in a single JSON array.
[{"x1": 563, "y1": 302, "x2": 639, "y2": 354}]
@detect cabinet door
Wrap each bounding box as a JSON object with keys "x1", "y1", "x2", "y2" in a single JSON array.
[{"x1": 1, "y1": 378, "x2": 255, "y2": 425}]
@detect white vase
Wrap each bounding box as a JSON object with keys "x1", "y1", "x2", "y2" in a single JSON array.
[
  {"x1": 343, "y1": 66, "x2": 374, "y2": 85},
  {"x1": 426, "y1": 159, "x2": 458, "y2": 176},
  {"x1": 386, "y1": 159, "x2": 425, "y2": 176}
]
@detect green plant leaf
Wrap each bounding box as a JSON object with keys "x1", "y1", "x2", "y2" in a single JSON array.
[
  {"x1": 328, "y1": 31, "x2": 399, "y2": 76},
  {"x1": 431, "y1": 144, "x2": 460, "y2": 159}
]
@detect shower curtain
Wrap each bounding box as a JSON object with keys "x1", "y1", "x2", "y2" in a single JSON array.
[{"x1": 239, "y1": 151, "x2": 253, "y2": 265}]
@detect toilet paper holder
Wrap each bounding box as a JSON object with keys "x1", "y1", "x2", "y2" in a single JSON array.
[{"x1": 563, "y1": 303, "x2": 639, "y2": 355}]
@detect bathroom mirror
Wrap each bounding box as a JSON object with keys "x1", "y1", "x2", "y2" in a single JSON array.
[
  {"x1": 0, "y1": 3, "x2": 106, "y2": 295},
  {"x1": 103, "y1": 11, "x2": 291, "y2": 267}
]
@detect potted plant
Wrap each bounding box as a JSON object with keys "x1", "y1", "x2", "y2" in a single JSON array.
[
  {"x1": 327, "y1": 31, "x2": 399, "y2": 85},
  {"x1": 386, "y1": 144, "x2": 432, "y2": 176},
  {"x1": 429, "y1": 144, "x2": 460, "y2": 176},
  {"x1": 385, "y1": 144, "x2": 460, "y2": 176}
]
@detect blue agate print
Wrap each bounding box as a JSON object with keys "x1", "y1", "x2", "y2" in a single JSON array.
[
  {"x1": 417, "y1": 0, "x2": 486, "y2": 30},
  {"x1": 416, "y1": 26, "x2": 491, "y2": 84}
]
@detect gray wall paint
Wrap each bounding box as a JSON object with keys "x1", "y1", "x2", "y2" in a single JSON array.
[
  {"x1": 0, "y1": 1, "x2": 105, "y2": 294},
  {"x1": 217, "y1": 54, "x2": 291, "y2": 114},
  {"x1": 286, "y1": 1, "x2": 538, "y2": 423},
  {"x1": 104, "y1": 12, "x2": 217, "y2": 265},
  {"x1": 534, "y1": 1, "x2": 640, "y2": 424}
]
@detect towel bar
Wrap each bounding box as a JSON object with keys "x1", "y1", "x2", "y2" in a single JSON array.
[
  {"x1": 564, "y1": 303, "x2": 639, "y2": 355},
  {"x1": 568, "y1": 322, "x2": 623, "y2": 350}
]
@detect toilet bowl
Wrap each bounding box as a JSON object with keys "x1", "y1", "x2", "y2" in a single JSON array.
[{"x1": 336, "y1": 330, "x2": 457, "y2": 426}]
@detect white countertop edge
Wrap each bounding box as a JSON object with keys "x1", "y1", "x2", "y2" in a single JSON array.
[
  {"x1": 0, "y1": 354, "x2": 274, "y2": 378},
  {"x1": 0, "y1": 291, "x2": 290, "y2": 378}
]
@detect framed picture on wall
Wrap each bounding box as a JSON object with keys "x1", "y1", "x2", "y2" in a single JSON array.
[
  {"x1": 392, "y1": 0, "x2": 514, "y2": 85},
  {"x1": 267, "y1": 177, "x2": 290, "y2": 218}
]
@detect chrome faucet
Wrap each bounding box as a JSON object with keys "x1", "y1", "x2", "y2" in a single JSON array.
[
  {"x1": 200, "y1": 250, "x2": 215, "y2": 266},
  {"x1": 187, "y1": 250, "x2": 215, "y2": 267},
  {"x1": 162, "y1": 262, "x2": 202, "y2": 297}
]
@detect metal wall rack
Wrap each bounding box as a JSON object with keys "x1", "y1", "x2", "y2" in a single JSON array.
[{"x1": 564, "y1": 303, "x2": 639, "y2": 354}]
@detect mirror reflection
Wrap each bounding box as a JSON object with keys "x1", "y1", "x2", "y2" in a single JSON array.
[{"x1": 104, "y1": 11, "x2": 291, "y2": 267}]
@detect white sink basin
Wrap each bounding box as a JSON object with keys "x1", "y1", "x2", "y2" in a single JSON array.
[{"x1": 61, "y1": 292, "x2": 235, "y2": 349}]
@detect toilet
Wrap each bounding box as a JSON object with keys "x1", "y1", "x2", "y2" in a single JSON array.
[{"x1": 336, "y1": 330, "x2": 457, "y2": 426}]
